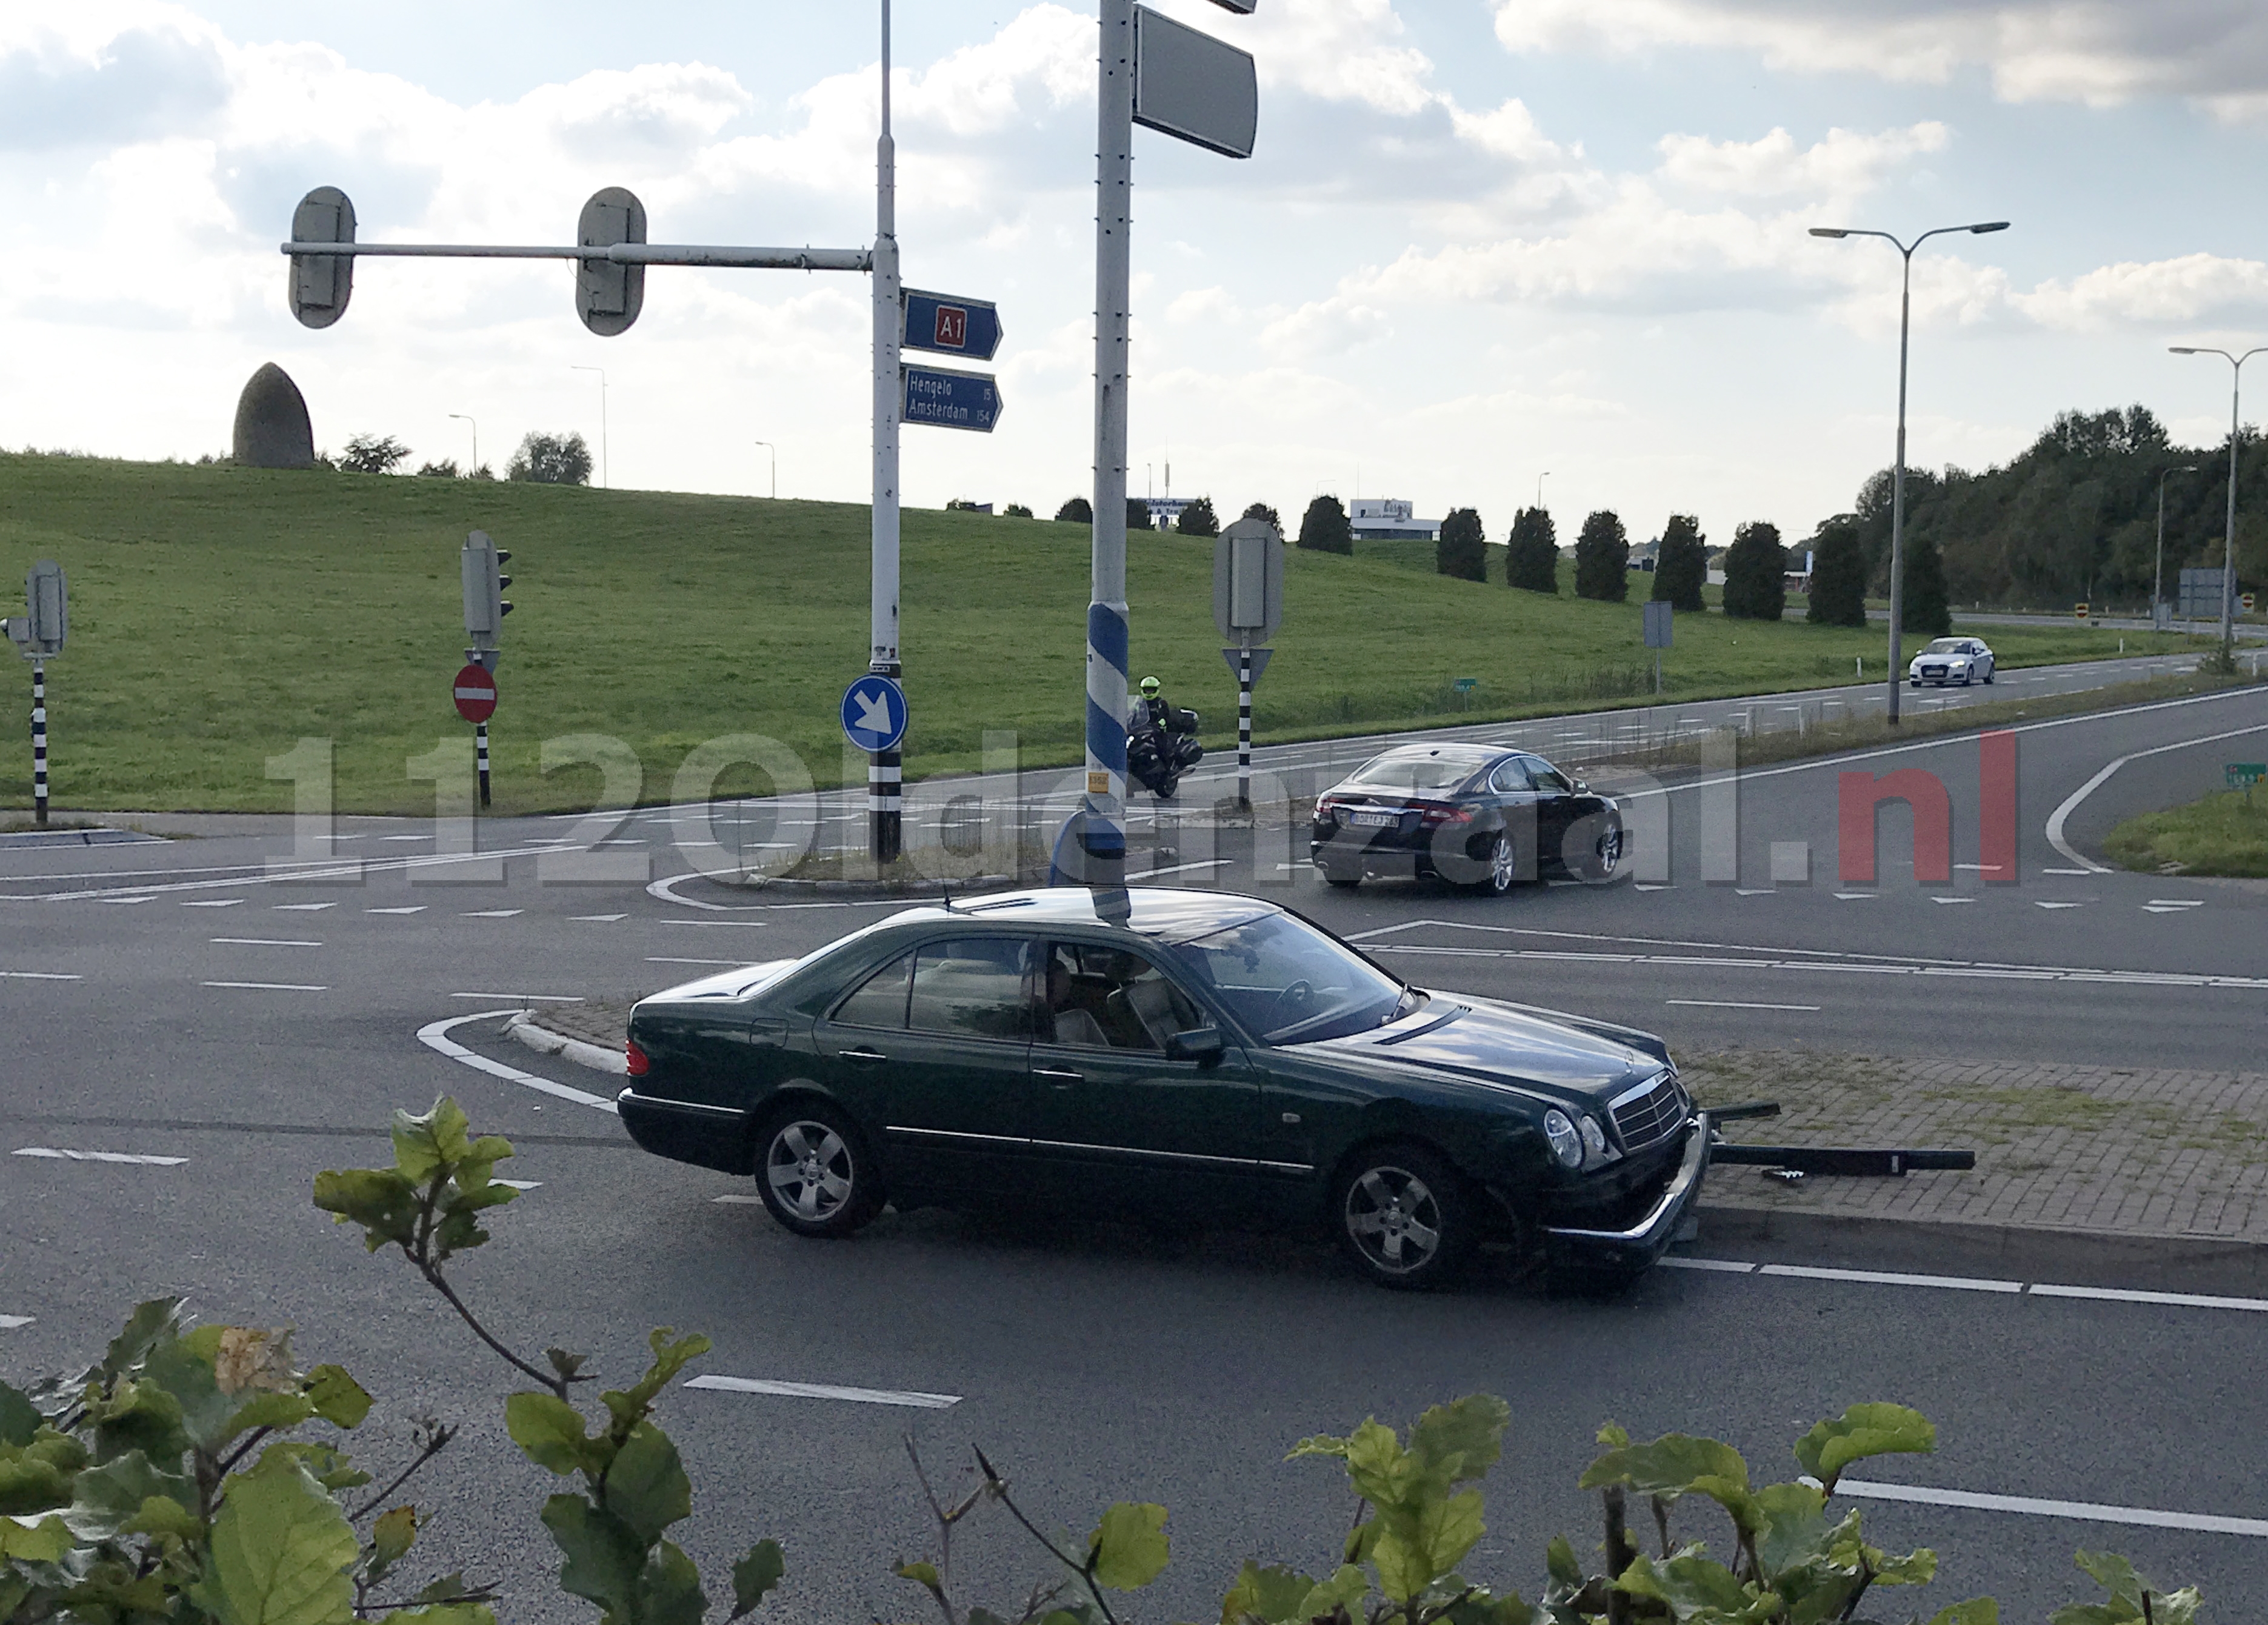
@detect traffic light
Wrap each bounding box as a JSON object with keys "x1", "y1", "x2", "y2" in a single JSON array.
[
  {"x1": 289, "y1": 187, "x2": 356, "y2": 330},
  {"x1": 461, "y1": 532, "x2": 512, "y2": 651},
  {"x1": 576, "y1": 187, "x2": 647, "y2": 337}
]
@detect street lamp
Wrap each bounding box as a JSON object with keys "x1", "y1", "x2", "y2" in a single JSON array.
[
  {"x1": 1536, "y1": 471, "x2": 1550, "y2": 510},
  {"x1": 2168, "y1": 345, "x2": 2265, "y2": 659},
  {"x1": 752, "y1": 439, "x2": 776, "y2": 500},
  {"x1": 570, "y1": 364, "x2": 608, "y2": 489},
  {"x1": 447, "y1": 413, "x2": 477, "y2": 475},
  {"x1": 2156, "y1": 462, "x2": 2198, "y2": 629},
  {"x1": 1810, "y1": 219, "x2": 2010, "y2": 722}
]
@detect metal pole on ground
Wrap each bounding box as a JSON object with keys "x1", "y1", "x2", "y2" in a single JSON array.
[
  {"x1": 1238, "y1": 646, "x2": 1253, "y2": 811},
  {"x1": 31, "y1": 660, "x2": 47, "y2": 830},
  {"x1": 2169, "y1": 345, "x2": 2265, "y2": 664},
  {"x1": 870, "y1": 0, "x2": 904, "y2": 864},
  {"x1": 476, "y1": 719, "x2": 491, "y2": 809},
  {"x1": 1081, "y1": 0, "x2": 1135, "y2": 885}
]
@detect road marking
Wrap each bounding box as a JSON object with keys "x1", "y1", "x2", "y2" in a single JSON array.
[
  {"x1": 449, "y1": 992, "x2": 584, "y2": 1003},
  {"x1": 274, "y1": 903, "x2": 335, "y2": 912},
  {"x1": 182, "y1": 899, "x2": 244, "y2": 908},
  {"x1": 683, "y1": 1375, "x2": 960, "y2": 1409},
  {"x1": 2043, "y1": 867, "x2": 2092, "y2": 875},
  {"x1": 1659, "y1": 1257, "x2": 1756, "y2": 1273},
  {"x1": 494, "y1": 1179, "x2": 542, "y2": 1191},
  {"x1": 2147, "y1": 898, "x2": 2205, "y2": 907},
  {"x1": 16, "y1": 1147, "x2": 187, "y2": 1166},
  {"x1": 2035, "y1": 901, "x2": 2084, "y2": 910},
  {"x1": 0, "y1": 1315, "x2": 32, "y2": 1329},
  {"x1": 573, "y1": 913, "x2": 630, "y2": 921},
  {"x1": 204, "y1": 980, "x2": 327, "y2": 992},
  {"x1": 2143, "y1": 904, "x2": 2195, "y2": 914},
  {"x1": 1, "y1": 842, "x2": 572, "y2": 903},
  {"x1": 1930, "y1": 896, "x2": 1976, "y2": 905},
  {"x1": 1665, "y1": 999, "x2": 1819, "y2": 1012},
  {"x1": 1758, "y1": 1264, "x2": 2023, "y2": 1293},
  {"x1": 2029, "y1": 1283, "x2": 2268, "y2": 1312},
  {"x1": 102, "y1": 896, "x2": 156, "y2": 904},
  {"x1": 0, "y1": 970, "x2": 81, "y2": 980},
  {"x1": 648, "y1": 956, "x2": 744, "y2": 967},
  {"x1": 381, "y1": 834, "x2": 430, "y2": 842},
  {"x1": 415, "y1": 1010, "x2": 618, "y2": 1112},
  {"x1": 1835, "y1": 1479, "x2": 2268, "y2": 1539},
  {"x1": 461, "y1": 909, "x2": 524, "y2": 918},
  {"x1": 1732, "y1": 887, "x2": 1772, "y2": 896},
  {"x1": 712, "y1": 1193, "x2": 764, "y2": 1205},
  {"x1": 1633, "y1": 883, "x2": 1673, "y2": 892},
  {"x1": 2046, "y1": 718, "x2": 2268, "y2": 871},
  {"x1": 1832, "y1": 892, "x2": 1873, "y2": 900},
  {"x1": 210, "y1": 937, "x2": 322, "y2": 947},
  {"x1": 367, "y1": 906, "x2": 427, "y2": 915}
]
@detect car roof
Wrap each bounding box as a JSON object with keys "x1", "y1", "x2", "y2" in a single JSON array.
[
  {"x1": 881, "y1": 886, "x2": 1282, "y2": 945},
  {"x1": 1366, "y1": 742, "x2": 1498, "y2": 764}
]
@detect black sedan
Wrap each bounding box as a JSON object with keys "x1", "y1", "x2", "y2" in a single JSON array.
[
  {"x1": 618, "y1": 887, "x2": 1709, "y2": 1288},
  {"x1": 1310, "y1": 743, "x2": 1627, "y2": 893}
]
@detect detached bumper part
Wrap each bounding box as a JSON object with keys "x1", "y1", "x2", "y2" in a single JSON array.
[{"x1": 1542, "y1": 1111, "x2": 1712, "y2": 1271}]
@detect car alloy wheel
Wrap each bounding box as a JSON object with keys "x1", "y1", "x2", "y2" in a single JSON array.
[
  {"x1": 757, "y1": 1108, "x2": 875, "y2": 1238},
  {"x1": 1595, "y1": 827, "x2": 1624, "y2": 876},
  {"x1": 1481, "y1": 832, "x2": 1517, "y2": 895},
  {"x1": 1333, "y1": 1143, "x2": 1471, "y2": 1288}
]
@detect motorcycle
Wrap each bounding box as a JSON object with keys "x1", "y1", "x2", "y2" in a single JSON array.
[{"x1": 1128, "y1": 705, "x2": 1204, "y2": 799}]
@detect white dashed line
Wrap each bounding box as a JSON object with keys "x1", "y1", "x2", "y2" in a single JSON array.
[
  {"x1": 0, "y1": 971, "x2": 81, "y2": 981},
  {"x1": 1835, "y1": 1480, "x2": 2268, "y2": 1539},
  {"x1": 1658, "y1": 1256, "x2": 1756, "y2": 1274},
  {"x1": 210, "y1": 937, "x2": 322, "y2": 947},
  {"x1": 495, "y1": 1179, "x2": 542, "y2": 1191},
  {"x1": 1758, "y1": 1263, "x2": 2022, "y2": 1293},
  {"x1": 712, "y1": 1193, "x2": 763, "y2": 1205},
  {"x1": 683, "y1": 1375, "x2": 960, "y2": 1409},
  {"x1": 204, "y1": 981, "x2": 327, "y2": 992},
  {"x1": 2028, "y1": 1283, "x2": 2268, "y2": 1312},
  {"x1": 1664, "y1": 999, "x2": 1819, "y2": 1012},
  {"x1": 573, "y1": 913, "x2": 630, "y2": 921},
  {"x1": 0, "y1": 1315, "x2": 32, "y2": 1329},
  {"x1": 2035, "y1": 901, "x2": 2084, "y2": 910},
  {"x1": 274, "y1": 903, "x2": 335, "y2": 912},
  {"x1": 648, "y1": 956, "x2": 744, "y2": 967},
  {"x1": 461, "y1": 909, "x2": 524, "y2": 918},
  {"x1": 181, "y1": 899, "x2": 244, "y2": 908},
  {"x1": 367, "y1": 906, "x2": 427, "y2": 915},
  {"x1": 449, "y1": 992, "x2": 584, "y2": 1003},
  {"x1": 15, "y1": 1147, "x2": 187, "y2": 1166}
]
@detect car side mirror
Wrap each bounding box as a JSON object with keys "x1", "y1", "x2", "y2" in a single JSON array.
[
  {"x1": 1572, "y1": 778, "x2": 1590, "y2": 794},
  {"x1": 1166, "y1": 1026, "x2": 1226, "y2": 1064}
]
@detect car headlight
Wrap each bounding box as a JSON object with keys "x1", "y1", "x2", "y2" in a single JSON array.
[
  {"x1": 1543, "y1": 1109, "x2": 1583, "y2": 1169},
  {"x1": 1579, "y1": 1114, "x2": 1610, "y2": 1163}
]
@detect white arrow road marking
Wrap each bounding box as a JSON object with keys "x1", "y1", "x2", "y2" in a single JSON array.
[
  {"x1": 684, "y1": 1375, "x2": 959, "y2": 1409},
  {"x1": 16, "y1": 1147, "x2": 187, "y2": 1166},
  {"x1": 416, "y1": 1011, "x2": 618, "y2": 1112}
]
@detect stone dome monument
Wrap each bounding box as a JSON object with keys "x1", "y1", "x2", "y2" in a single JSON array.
[{"x1": 232, "y1": 362, "x2": 315, "y2": 469}]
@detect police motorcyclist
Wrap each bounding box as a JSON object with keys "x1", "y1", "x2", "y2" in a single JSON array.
[{"x1": 1128, "y1": 675, "x2": 1170, "y2": 735}]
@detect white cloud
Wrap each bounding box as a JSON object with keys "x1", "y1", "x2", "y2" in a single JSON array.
[
  {"x1": 2013, "y1": 253, "x2": 2268, "y2": 329},
  {"x1": 1655, "y1": 122, "x2": 1950, "y2": 196},
  {"x1": 1489, "y1": 0, "x2": 2268, "y2": 120}
]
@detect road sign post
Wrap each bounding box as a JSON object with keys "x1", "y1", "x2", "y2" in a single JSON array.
[
  {"x1": 1213, "y1": 517, "x2": 1282, "y2": 811},
  {"x1": 1643, "y1": 599, "x2": 1673, "y2": 694},
  {"x1": 453, "y1": 664, "x2": 499, "y2": 808}
]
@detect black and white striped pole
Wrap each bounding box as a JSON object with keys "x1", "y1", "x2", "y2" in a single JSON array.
[
  {"x1": 7, "y1": 561, "x2": 67, "y2": 830},
  {"x1": 30, "y1": 661, "x2": 47, "y2": 830},
  {"x1": 1213, "y1": 516, "x2": 1282, "y2": 816},
  {"x1": 1236, "y1": 647, "x2": 1252, "y2": 810},
  {"x1": 476, "y1": 719, "x2": 492, "y2": 809}
]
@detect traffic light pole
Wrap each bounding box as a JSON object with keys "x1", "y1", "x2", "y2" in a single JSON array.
[
  {"x1": 869, "y1": 0, "x2": 904, "y2": 866},
  {"x1": 30, "y1": 659, "x2": 47, "y2": 830}
]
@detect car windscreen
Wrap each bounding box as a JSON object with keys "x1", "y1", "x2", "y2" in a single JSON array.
[
  {"x1": 1923, "y1": 639, "x2": 1963, "y2": 654},
  {"x1": 1165, "y1": 912, "x2": 1405, "y2": 1044},
  {"x1": 1346, "y1": 753, "x2": 1481, "y2": 793}
]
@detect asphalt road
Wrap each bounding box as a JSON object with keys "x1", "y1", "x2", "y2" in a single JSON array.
[{"x1": 4, "y1": 674, "x2": 2267, "y2": 1621}]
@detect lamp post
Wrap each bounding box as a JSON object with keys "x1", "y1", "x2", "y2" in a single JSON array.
[
  {"x1": 1536, "y1": 471, "x2": 1549, "y2": 510},
  {"x1": 1810, "y1": 219, "x2": 2010, "y2": 722},
  {"x1": 570, "y1": 364, "x2": 607, "y2": 488},
  {"x1": 753, "y1": 439, "x2": 776, "y2": 500},
  {"x1": 2156, "y1": 462, "x2": 2197, "y2": 629},
  {"x1": 447, "y1": 413, "x2": 477, "y2": 475},
  {"x1": 2168, "y1": 345, "x2": 2264, "y2": 659}
]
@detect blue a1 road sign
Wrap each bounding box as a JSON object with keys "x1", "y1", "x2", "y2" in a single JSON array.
[
  {"x1": 904, "y1": 290, "x2": 1002, "y2": 362},
  {"x1": 841, "y1": 674, "x2": 909, "y2": 754},
  {"x1": 904, "y1": 365, "x2": 1004, "y2": 433}
]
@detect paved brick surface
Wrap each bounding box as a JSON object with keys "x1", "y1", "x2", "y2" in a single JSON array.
[
  {"x1": 1686, "y1": 1049, "x2": 2268, "y2": 1244},
  {"x1": 527, "y1": 1001, "x2": 2268, "y2": 1247}
]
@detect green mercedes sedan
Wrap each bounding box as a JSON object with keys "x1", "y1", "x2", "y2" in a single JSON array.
[{"x1": 618, "y1": 887, "x2": 1710, "y2": 1287}]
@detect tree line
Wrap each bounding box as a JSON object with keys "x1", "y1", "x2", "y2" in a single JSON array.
[{"x1": 334, "y1": 430, "x2": 593, "y2": 485}]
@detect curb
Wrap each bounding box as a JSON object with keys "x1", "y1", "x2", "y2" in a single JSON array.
[
  {"x1": 1694, "y1": 1202, "x2": 2268, "y2": 1292},
  {"x1": 505, "y1": 1012, "x2": 627, "y2": 1078}
]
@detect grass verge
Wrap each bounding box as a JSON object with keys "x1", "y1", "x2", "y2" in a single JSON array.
[{"x1": 2104, "y1": 786, "x2": 2268, "y2": 878}]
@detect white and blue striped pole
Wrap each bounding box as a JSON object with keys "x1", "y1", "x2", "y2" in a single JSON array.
[
  {"x1": 869, "y1": 0, "x2": 904, "y2": 865},
  {"x1": 30, "y1": 659, "x2": 47, "y2": 830},
  {"x1": 1074, "y1": 0, "x2": 1136, "y2": 886}
]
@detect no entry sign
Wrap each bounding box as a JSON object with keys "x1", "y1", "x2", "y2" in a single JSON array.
[{"x1": 453, "y1": 663, "x2": 497, "y2": 723}]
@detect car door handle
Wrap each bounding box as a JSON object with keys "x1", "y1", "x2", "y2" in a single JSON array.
[
  {"x1": 1034, "y1": 1067, "x2": 1084, "y2": 1087},
  {"x1": 840, "y1": 1048, "x2": 889, "y2": 1064}
]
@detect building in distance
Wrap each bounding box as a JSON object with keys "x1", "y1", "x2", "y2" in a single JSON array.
[{"x1": 1347, "y1": 498, "x2": 1440, "y2": 541}]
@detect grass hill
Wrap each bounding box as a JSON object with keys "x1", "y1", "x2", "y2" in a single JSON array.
[{"x1": 0, "y1": 453, "x2": 2201, "y2": 815}]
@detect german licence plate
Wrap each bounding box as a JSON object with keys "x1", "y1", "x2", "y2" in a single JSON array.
[{"x1": 1346, "y1": 810, "x2": 1399, "y2": 828}]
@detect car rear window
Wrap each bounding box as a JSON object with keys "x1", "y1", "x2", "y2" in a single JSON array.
[
  {"x1": 906, "y1": 938, "x2": 1033, "y2": 1040},
  {"x1": 1348, "y1": 753, "x2": 1481, "y2": 793}
]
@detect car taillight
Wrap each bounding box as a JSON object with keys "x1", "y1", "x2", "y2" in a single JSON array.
[
  {"x1": 1417, "y1": 802, "x2": 1472, "y2": 827},
  {"x1": 625, "y1": 1039, "x2": 650, "y2": 1078},
  {"x1": 1316, "y1": 796, "x2": 1341, "y2": 819}
]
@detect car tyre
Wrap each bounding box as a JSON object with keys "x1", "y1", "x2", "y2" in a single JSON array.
[
  {"x1": 1579, "y1": 826, "x2": 1625, "y2": 883},
  {"x1": 1475, "y1": 831, "x2": 1518, "y2": 896},
  {"x1": 1984, "y1": 668, "x2": 1995, "y2": 685},
  {"x1": 1333, "y1": 1142, "x2": 1475, "y2": 1289},
  {"x1": 754, "y1": 1104, "x2": 878, "y2": 1239}
]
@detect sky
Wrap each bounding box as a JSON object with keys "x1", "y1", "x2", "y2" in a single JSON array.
[{"x1": 5, "y1": 1, "x2": 2268, "y2": 546}]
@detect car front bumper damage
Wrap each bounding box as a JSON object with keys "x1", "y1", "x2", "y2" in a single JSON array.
[{"x1": 1539, "y1": 1110, "x2": 1712, "y2": 1272}]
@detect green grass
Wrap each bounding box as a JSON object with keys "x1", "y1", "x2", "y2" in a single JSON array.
[
  {"x1": 0, "y1": 452, "x2": 2215, "y2": 815},
  {"x1": 2104, "y1": 786, "x2": 2268, "y2": 877}
]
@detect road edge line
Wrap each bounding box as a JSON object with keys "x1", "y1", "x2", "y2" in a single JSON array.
[{"x1": 416, "y1": 1011, "x2": 619, "y2": 1113}]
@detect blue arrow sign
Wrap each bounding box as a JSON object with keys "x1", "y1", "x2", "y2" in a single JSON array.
[
  {"x1": 904, "y1": 365, "x2": 1004, "y2": 434},
  {"x1": 904, "y1": 289, "x2": 1003, "y2": 361},
  {"x1": 840, "y1": 673, "x2": 909, "y2": 754}
]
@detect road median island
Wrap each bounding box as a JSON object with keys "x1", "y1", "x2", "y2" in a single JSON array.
[
  {"x1": 2104, "y1": 784, "x2": 2268, "y2": 878},
  {"x1": 1687, "y1": 1048, "x2": 2268, "y2": 1260}
]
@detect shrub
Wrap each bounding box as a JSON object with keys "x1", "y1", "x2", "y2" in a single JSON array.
[
  {"x1": 1056, "y1": 496, "x2": 1093, "y2": 524},
  {"x1": 1298, "y1": 495, "x2": 1353, "y2": 555},
  {"x1": 1003, "y1": 503, "x2": 1035, "y2": 519},
  {"x1": 1241, "y1": 501, "x2": 1282, "y2": 532},
  {"x1": 1573, "y1": 510, "x2": 1630, "y2": 602},
  {"x1": 1653, "y1": 513, "x2": 1707, "y2": 611},
  {"x1": 1904, "y1": 530, "x2": 1953, "y2": 636},
  {"x1": 507, "y1": 432, "x2": 592, "y2": 485},
  {"x1": 339, "y1": 433, "x2": 411, "y2": 475},
  {"x1": 1807, "y1": 517, "x2": 1869, "y2": 626},
  {"x1": 1176, "y1": 496, "x2": 1220, "y2": 536},
  {"x1": 1505, "y1": 507, "x2": 1559, "y2": 592},
  {"x1": 1127, "y1": 498, "x2": 1153, "y2": 532},
  {"x1": 1723, "y1": 519, "x2": 1787, "y2": 620},
  {"x1": 1435, "y1": 508, "x2": 1486, "y2": 581}
]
